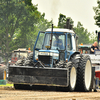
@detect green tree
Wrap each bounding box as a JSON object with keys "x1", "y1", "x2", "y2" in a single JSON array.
[
  {"x1": 36, "y1": 13, "x2": 52, "y2": 32},
  {"x1": 74, "y1": 22, "x2": 90, "y2": 44},
  {"x1": 11, "y1": 5, "x2": 41, "y2": 50},
  {"x1": 89, "y1": 32, "x2": 97, "y2": 43},
  {"x1": 0, "y1": 0, "x2": 32, "y2": 62},
  {"x1": 24, "y1": 0, "x2": 32, "y2": 6},
  {"x1": 27, "y1": 13, "x2": 52, "y2": 50},
  {"x1": 93, "y1": 0, "x2": 100, "y2": 27},
  {"x1": 58, "y1": 13, "x2": 74, "y2": 28},
  {"x1": 10, "y1": 1, "x2": 52, "y2": 51}
]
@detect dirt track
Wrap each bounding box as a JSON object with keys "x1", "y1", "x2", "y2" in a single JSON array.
[{"x1": 0, "y1": 86, "x2": 100, "y2": 100}]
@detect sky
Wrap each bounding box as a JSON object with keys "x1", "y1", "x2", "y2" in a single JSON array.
[{"x1": 32, "y1": 0, "x2": 99, "y2": 33}]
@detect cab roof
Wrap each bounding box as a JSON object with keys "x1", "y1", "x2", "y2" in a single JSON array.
[{"x1": 46, "y1": 28, "x2": 75, "y2": 34}]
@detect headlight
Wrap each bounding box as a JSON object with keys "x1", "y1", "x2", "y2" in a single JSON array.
[
  {"x1": 49, "y1": 53, "x2": 59, "y2": 56},
  {"x1": 35, "y1": 51, "x2": 38, "y2": 60}
]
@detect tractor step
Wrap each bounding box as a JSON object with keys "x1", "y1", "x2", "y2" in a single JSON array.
[{"x1": 8, "y1": 66, "x2": 69, "y2": 86}]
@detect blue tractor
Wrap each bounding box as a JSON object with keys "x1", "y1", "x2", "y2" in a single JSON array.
[{"x1": 8, "y1": 26, "x2": 95, "y2": 92}]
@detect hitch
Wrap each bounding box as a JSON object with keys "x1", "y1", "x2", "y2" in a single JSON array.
[{"x1": 34, "y1": 61, "x2": 45, "y2": 68}]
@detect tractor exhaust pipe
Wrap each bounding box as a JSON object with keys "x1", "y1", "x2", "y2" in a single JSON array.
[
  {"x1": 50, "y1": 24, "x2": 53, "y2": 49},
  {"x1": 51, "y1": 24, "x2": 53, "y2": 39}
]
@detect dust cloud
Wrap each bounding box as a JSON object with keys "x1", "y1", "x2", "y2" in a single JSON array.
[{"x1": 51, "y1": 0, "x2": 61, "y2": 25}]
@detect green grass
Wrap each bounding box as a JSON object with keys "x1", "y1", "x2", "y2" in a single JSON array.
[{"x1": 0, "y1": 84, "x2": 13, "y2": 87}]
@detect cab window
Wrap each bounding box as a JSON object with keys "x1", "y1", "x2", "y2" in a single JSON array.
[{"x1": 67, "y1": 34, "x2": 72, "y2": 50}]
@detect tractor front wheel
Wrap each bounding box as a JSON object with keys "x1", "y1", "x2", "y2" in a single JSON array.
[
  {"x1": 67, "y1": 62, "x2": 77, "y2": 92},
  {"x1": 69, "y1": 66, "x2": 77, "y2": 91}
]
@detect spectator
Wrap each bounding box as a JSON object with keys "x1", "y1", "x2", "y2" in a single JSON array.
[{"x1": 90, "y1": 41, "x2": 99, "y2": 54}]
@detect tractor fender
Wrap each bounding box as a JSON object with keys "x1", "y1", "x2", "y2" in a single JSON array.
[{"x1": 69, "y1": 52, "x2": 80, "y2": 62}]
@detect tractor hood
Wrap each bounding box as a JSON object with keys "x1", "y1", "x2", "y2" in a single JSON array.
[
  {"x1": 38, "y1": 50, "x2": 59, "y2": 56},
  {"x1": 39, "y1": 50, "x2": 59, "y2": 53},
  {"x1": 38, "y1": 50, "x2": 59, "y2": 67}
]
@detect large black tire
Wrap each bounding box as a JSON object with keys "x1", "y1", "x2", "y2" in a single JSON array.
[
  {"x1": 24, "y1": 52, "x2": 34, "y2": 66},
  {"x1": 15, "y1": 52, "x2": 33, "y2": 66},
  {"x1": 66, "y1": 62, "x2": 77, "y2": 92},
  {"x1": 76, "y1": 55, "x2": 92, "y2": 92},
  {"x1": 15, "y1": 59, "x2": 24, "y2": 66}
]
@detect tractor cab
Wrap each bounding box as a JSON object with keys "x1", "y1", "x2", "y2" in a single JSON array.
[{"x1": 33, "y1": 28, "x2": 79, "y2": 67}]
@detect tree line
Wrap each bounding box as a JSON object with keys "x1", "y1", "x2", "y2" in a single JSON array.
[{"x1": 0, "y1": 0, "x2": 98, "y2": 62}]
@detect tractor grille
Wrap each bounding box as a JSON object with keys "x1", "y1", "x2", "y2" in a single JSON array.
[{"x1": 38, "y1": 55, "x2": 52, "y2": 64}]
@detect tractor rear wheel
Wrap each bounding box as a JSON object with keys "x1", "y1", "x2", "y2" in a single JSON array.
[{"x1": 76, "y1": 55, "x2": 92, "y2": 92}]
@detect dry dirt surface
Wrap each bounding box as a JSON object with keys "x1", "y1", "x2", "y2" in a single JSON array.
[{"x1": 0, "y1": 86, "x2": 100, "y2": 100}]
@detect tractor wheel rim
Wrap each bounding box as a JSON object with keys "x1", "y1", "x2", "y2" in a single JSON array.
[
  {"x1": 70, "y1": 67, "x2": 76, "y2": 89},
  {"x1": 85, "y1": 60, "x2": 92, "y2": 90}
]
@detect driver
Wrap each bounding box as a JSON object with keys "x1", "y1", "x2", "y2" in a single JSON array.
[{"x1": 53, "y1": 35, "x2": 64, "y2": 49}]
